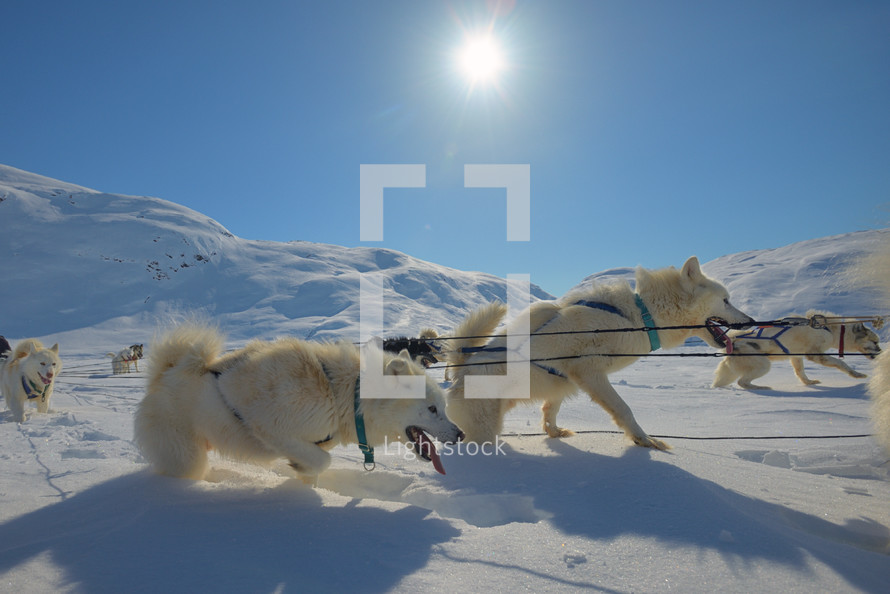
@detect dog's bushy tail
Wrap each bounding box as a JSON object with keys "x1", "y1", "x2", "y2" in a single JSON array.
[
  {"x1": 146, "y1": 324, "x2": 224, "y2": 387},
  {"x1": 136, "y1": 323, "x2": 225, "y2": 480},
  {"x1": 444, "y1": 302, "x2": 508, "y2": 369}
]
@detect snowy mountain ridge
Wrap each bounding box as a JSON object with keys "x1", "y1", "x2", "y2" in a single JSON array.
[{"x1": 1, "y1": 163, "x2": 885, "y2": 351}]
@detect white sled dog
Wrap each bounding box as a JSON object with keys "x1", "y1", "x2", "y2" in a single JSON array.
[
  {"x1": 854, "y1": 238, "x2": 890, "y2": 455},
  {"x1": 1, "y1": 339, "x2": 61, "y2": 422},
  {"x1": 107, "y1": 343, "x2": 144, "y2": 374},
  {"x1": 712, "y1": 311, "x2": 880, "y2": 390},
  {"x1": 445, "y1": 257, "x2": 753, "y2": 450},
  {"x1": 134, "y1": 324, "x2": 464, "y2": 481}
]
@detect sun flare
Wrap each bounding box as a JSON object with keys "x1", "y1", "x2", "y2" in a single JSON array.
[{"x1": 457, "y1": 34, "x2": 505, "y2": 84}]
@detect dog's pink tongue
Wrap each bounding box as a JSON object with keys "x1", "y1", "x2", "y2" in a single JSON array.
[
  {"x1": 417, "y1": 431, "x2": 446, "y2": 475},
  {"x1": 724, "y1": 337, "x2": 733, "y2": 355}
]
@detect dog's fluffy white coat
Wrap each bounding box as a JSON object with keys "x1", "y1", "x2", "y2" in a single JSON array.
[
  {"x1": 854, "y1": 239, "x2": 890, "y2": 455},
  {"x1": 1, "y1": 339, "x2": 61, "y2": 422},
  {"x1": 134, "y1": 324, "x2": 462, "y2": 480},
  {"x1": 712, "y1": 310, "x2": 880, "y2": 390}
]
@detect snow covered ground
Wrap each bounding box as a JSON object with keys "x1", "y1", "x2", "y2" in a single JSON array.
[{"x1": 1, "y1": 165, "x2": 889, "y2": 592}]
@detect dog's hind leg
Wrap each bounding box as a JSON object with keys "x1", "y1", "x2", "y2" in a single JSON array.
[
  {"x1": 256, "y1": 434, "x2": 332, "y2": 478},
  {"x1": 735, "y1": 356, "x2": 773, "y2": 390},
  {"x1": 571, "y1": 373, "x2": 668, "y2": 450},
  {"x1": 712, "y1": 358, "x2": 740, "y2": 388},
  {"x1": 790, "y1": 356, "x2": 820, "y2": 385},
  {"x1": 445, "y1": 397, "x2": 506, "y2": 444},
  {"x1": 541, "y1": 399, "x2": 573, "y2": 438},
  {"x1": 806, "y1": 354, "x2": 867, "y2": 379}
]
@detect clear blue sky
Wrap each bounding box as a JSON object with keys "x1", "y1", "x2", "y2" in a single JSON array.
[{"x1": 3, "y1": 0, "x2": 889, "y2": 296}]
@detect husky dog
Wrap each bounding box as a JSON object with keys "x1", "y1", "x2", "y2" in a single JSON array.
[
  {"x1": 854, "y1": 239, "x2": 890, "y2": 455},
  {"x1": 107, "y1": 344, "x2": 144, "y2": 374},
  {"x1": 445, "y1": 257, "x2": 753, "y2": 450},
  {"x1": 712, "y1": 311, "x2": 880, "y2": 390},
  {"x1": 1, "y1": 339, "x2": 61, "y2": 422},
  {"x1": 134, "y1": 324, "x2": 464, "y2": 481},
  {"x1": 384, "y1": 329, "x2": 441, "y2": 368}
]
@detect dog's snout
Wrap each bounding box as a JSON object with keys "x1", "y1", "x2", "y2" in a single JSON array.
[{"x1": 456, "y1": 429, "x2": 466, "y2": 442}]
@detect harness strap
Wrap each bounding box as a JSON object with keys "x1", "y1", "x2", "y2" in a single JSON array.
[
  {"x1": 838, "y1": 325, "x2": 846, "y2": 358},
  {"x1": 21, "y1": 376, "x2": 49, "y2": 401},
  {"x1": 210, "y1": 370, "x2": 246, "y2": 422},
  {"x1": 458, "y1": 297, "x2": 657, "y2": 375},
  {"x1": 634, "y1": 294, "x2": 661, "y2": 352},
  {"x1": 212, "y1": 369, "x2": 334, "y2": 446},
  {"x1": 352, "y1": 375, "x2": 375, "y2": 469},
  {"x1": 320, "y1": 362, "x2": 374, "y2": 470},
  {"x1": 735, "y1": 326, "x2": 791, "y2": 355},
  {"x1": 573, "y1": 300, "x2": 628, "y2": 318}
]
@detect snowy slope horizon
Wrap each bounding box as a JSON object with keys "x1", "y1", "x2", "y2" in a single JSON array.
[
  {"x1": 0, "y1": 164, "x2": 553, "y2": 348},
  {"x1": 2, "y1": 163, "x2": 886, "y2": 351}
]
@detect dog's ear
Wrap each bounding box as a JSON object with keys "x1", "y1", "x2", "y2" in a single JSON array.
[
  {"x1": 385, "y1": 356, "x2": 412, "y2": 376},
  {"x1": 681, "y1": 256, "x2": 703, "y2": 283},
  {"x1": 50, "y1": 343, "x2": 60, "y2": 354}
]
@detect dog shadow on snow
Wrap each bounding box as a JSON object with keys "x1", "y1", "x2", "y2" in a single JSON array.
[
  {"x1": 743, "y1": 382, "x2": 870, "y2": 399},
  {"x1": 0, "y1": 471, "x2": 459, "y2": 593},
  {"x1": 404, "y1": 438, "x2": 885, "y2": 590}
]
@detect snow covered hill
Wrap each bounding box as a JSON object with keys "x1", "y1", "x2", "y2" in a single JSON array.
[
  {"x1": 565, "y1": 232, "x2": 886, "y2": 326},
  {"x1": 0, "y1": 164, "x2": 552, "y2": 348}
]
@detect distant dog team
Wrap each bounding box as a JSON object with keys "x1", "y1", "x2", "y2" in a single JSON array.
[{"x1": 107, "y1": 343, "x2": 144, "y2": 374}]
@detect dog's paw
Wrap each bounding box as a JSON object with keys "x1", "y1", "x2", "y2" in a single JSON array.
[
  {"x1": 739, "y1": 382, "x2": 772, "y2": 391},
  {"x1": 804, "y1": 379, "x2": 821, "y2": 385},
  {"x1": 543, "y1": 423, "x2": 574, "y2": 438},
  {"x1": 851, "y1": 371, "x2": 867, "y2": 379},
  {"x1": 548, "y1": 428, "x2": 575, "y2": 438},
  {"x1": 633, "y1": 434, "x2": 670, "y2": 450}
]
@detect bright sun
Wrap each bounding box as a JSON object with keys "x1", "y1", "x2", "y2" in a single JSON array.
[{"x1": 457, "y1": 34, "x2": 505, "y2": 84}]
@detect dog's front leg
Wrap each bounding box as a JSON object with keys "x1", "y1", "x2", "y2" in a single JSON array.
[
  {"x1": 806, "y1": 354, "x2": 867, "y2": 379},
  {"x1": 572, "y1": 373, "x2": 669, "y2": 450},
  {"x1": 541, "y1": 399, "x2": 573, "y2": 438},
  {"x1": 6, "y1": 393, "x2": 26, "y2": 423},
  {"x1": 790, "y1": 356, "x2": 820, "y2": 385}
]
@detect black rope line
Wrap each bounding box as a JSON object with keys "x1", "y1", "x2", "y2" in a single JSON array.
[
  {"x1": 502, "y1": 429, "x2": 873, "y2": 441},
  {"x1": 428, "y1": 350, "x2": 876, "y2": 372},
  {"x1": 389, "y1": 315, "x2": 887, "y2": 346}
]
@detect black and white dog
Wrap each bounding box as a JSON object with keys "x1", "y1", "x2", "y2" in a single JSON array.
[
  {"x1": 107, "y1": 343, "x2": 144, "y2": 374},
  {"x1": 383, "y1": 330, "x2": 441, "y2": 368}
]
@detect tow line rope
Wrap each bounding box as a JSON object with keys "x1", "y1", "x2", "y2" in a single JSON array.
[
  {"x1": 427, "y1": 350, "x2": 876, "y2": 372},
  {"x1": 383, "y1": 315, "x2": 886, "y2": 347},
  {"x1": 501, "y1": 429, "x2": 873, "y2": 441}
]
